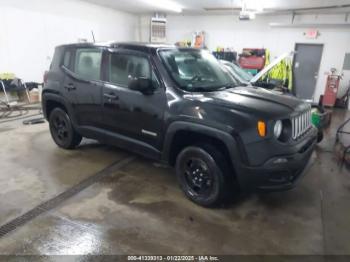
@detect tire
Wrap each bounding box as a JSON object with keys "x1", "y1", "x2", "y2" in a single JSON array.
[
  {"x1": 49, "y1": 108, "x2": 82, "y2": 149},
  {"x1": 175, "y1": 144, "x2": 233, "y2": 207}
]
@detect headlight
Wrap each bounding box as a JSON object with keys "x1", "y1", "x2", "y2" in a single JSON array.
[{"x1": 274, "y1": 120, "x2": 283, "y2": 138}]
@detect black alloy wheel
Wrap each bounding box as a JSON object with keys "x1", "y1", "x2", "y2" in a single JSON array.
[
  {"x1": 52, "y1": 114, "x2": 68, "y2": 141},
  {"x1": 49, "y1": 108, "x2": 82, "y2": 149},
  {"x1": 175, "y1": 144, "x2": 233, "y2": 207},
  {"x1": 184, "y1": 157, "x2": 214, "y2": 198}
]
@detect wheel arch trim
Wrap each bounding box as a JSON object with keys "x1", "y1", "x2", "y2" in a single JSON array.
[
  {"x1": 42, "y1": 92, "x2": 78, "y2": 127},
  {"x1": 162, "y1": 121, "x2": 243, "y2": 172}
]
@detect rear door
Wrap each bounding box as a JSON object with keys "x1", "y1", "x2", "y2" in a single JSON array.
[
  {"x1": 101, "y1": 49, "x2": 166, "y2": 149},
  {"x1": 62, "y1": 47, "x2": 104, "y2": 128}
]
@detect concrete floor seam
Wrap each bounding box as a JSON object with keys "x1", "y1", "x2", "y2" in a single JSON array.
[{"x1": 0, "y1": 156, "x2": 136, "y2": 239}]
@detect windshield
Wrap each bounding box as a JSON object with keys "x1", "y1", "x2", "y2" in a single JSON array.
[
  {"x1": 159, "y1": 49, "x2": 240, "y2": 92},
  {"x1": 224, "y1": 62, "x2": 253, "y2": 83}
]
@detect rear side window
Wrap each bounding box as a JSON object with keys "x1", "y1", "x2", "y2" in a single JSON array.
[
  {"x1": 63, "y1": 50, "x2": 71, "y2": 69},
  {"x1": 50, "y1": 47, "x2": 64, "y2": 70},
  {"x1": 109, "y1": 53, "x2": 151, "y2": 87},
  {"x1": 74, "y1": 48, "x2": 102, "y2": 81}
]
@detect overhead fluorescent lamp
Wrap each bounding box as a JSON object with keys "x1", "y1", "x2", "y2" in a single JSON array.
[
  {"x1": 142, "y1": 0, "x2": 183, "y2": 13},
  {"x1": 239, "y1": 10, "x2": 256, "y2": 20},
  {"x1": 243, "y1": 0, "x2": 264, "y2": 12}
]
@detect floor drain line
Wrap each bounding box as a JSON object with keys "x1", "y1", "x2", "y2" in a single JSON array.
[{"x1": 0, "y1": 156, "x2": 136, "y2": 239}]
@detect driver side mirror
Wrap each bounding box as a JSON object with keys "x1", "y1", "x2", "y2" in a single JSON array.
[{"x1": 128, "y1": 77, "x2": 155, "y2": 95}]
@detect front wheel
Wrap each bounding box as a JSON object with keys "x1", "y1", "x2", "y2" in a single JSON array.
[
  {"x1": 49, "y1": 108, "x2": 82, "y2": 149},
  {"x1": 175, "y1": 144, "x2": 233, "y2": 207}
]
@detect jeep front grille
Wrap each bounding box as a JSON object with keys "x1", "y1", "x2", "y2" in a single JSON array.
[{"x1": 292, "y1": 109, "x2": 312, "y2": 140}]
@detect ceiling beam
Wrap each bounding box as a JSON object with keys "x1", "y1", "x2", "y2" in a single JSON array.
[{"x1": 204, "y1": 4, "x2": 350, "y2": 14}]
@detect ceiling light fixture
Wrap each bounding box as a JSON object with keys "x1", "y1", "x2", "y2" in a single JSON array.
[
  {"x1": 242, "y1": 0, "x2": 264, "y2": 13},
  {"x1": 142, "y1": 0, "x2": 183, "y2": 13},
  {"x1": 239, "y1": 1, "x2": 256, "y2": 20}
]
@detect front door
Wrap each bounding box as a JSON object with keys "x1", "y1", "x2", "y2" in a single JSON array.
[
  {"x1": 293, "y1": 43, "x2": 323, "y2": 100},
  {"x1": 102, "y1": 49, "x2": 166, "y2": 149}
]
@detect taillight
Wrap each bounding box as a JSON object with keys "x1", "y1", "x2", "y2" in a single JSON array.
[{"x1": 43, "y1": 71, "x2": 48, "y2": 84}]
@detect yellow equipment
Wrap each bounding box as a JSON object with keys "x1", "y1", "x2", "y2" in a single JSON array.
[{"x1": 264, "y1": 54, "x2": 293, "y2": 91}]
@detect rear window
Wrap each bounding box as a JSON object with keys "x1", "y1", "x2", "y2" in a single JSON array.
[{"x1": 74, "y1": 48, "x2": 102, "y2": 81}]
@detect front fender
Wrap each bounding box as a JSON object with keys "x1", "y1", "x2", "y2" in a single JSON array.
[{"x1": 162, "y1": 121, "x2": 247, "y2": 172}]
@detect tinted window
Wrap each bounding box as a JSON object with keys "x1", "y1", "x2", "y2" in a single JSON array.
[
  {"x1": 51, "y1": 47, "x2": 64, "y2": 70},
  {"x1": 109, "y1": 54, "x2": 151, "y2": 87},
  {"x1": 63, "y1": 50, "x2": 71, "y2": 69},
  {"x1": 74, "y1": 48, "x2": 102, "y2": 81}
]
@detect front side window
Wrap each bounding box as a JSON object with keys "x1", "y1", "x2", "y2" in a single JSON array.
[
  {"x1": 109, "y1": 53, "x2": 151, "y2": 87},
  {"x1": 159, "y1": 49, "x2": 239, "y2": 92},
  {"x1": 74, "y1": 48, "x2": 102, "y2": 81}
]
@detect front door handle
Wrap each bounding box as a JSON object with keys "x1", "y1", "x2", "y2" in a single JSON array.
[
  {"x1": 104, "y1": 93, "x2": 119, "y2": 100},
  {"x1": 64, "y1": 83, "x2": 76, "y2": 91}
]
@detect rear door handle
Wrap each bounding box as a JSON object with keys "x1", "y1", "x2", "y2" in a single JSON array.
[
  {"x1": 104, "y1": 93, "x2": 119, "y2": 100},
  {"x1": 64, "y1": 83, "x2": 76, "y2": 91}
]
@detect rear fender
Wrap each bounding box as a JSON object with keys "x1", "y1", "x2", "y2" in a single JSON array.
[{"x1": 42, "y1": 92, "x2": 78, "y2": 128}]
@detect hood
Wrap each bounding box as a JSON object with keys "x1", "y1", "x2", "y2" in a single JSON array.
[
  {"x1": 250, "y1": 51, "x2": 294, "y2": 83},
  {"x1": 188, "y1": 86, "x2": 307, "y2": 118}
]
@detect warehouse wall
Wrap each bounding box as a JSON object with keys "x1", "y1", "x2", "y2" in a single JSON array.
[
  {"x1": 139, "y1": 13, "x2": 350, "y2": 103},
  {"x1": 0, "y1": 0, "x2": 138, "y2": 82}
]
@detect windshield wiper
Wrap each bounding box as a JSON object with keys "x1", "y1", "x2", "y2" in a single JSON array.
[
  {"x1": 189, "y1": 86, "x2": 231, "y2": 92},
  {"x1": 189, "y1": 87, "x2": 212, "y2": 92},
  {"x1": 190, "y1": 75, "x2": 216, "y2": 82},
  {"x1": 220, "y1": 83, "x2": 240, "y2": 90}
]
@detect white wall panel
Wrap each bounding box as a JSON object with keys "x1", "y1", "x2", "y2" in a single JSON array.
[
  {"x1": 139, "y1": 13, "x2": 350, "y2": 103},
  {"x1": 0, "y1": 0, "x2": 138, "y2": 82}
]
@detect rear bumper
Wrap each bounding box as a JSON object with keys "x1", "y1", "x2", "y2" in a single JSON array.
[{"x1": 235, "y1": 128, "x2": 317, "y2": 192}]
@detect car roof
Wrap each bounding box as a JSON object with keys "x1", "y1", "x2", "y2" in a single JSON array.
[{"x1": 57, "y1": 41, "x2": 177, "y2": 52}]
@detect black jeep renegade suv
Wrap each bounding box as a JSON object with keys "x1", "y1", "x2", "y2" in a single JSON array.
[{"x1": 43, "y1": 42, "x2": 317, "y2": 206}]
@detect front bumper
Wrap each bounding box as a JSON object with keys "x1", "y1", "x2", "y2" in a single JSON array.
[{"x1": 235, "y1": 128, "x2": 317, "y2": 192}]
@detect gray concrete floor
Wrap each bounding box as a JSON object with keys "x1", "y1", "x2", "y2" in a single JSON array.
[{"x1": 0, "y1": 109, "x2": 349, "y2": 255}]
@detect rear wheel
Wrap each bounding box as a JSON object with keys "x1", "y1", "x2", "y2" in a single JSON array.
[
  {"x1": 49, "y1": 108, "x2": 82, "y2": 149},
  {"x1": 175, "y1": 144, "x2": 233, "y2": 207}
]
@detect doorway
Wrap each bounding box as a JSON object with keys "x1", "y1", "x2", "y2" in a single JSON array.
[{"x1": 293, "y1": 43, "x2": 323, "y2": 100}]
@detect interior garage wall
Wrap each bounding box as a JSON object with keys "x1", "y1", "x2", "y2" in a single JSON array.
[
  {"x1": 0, "y1": 0, "x2": 139, "y2": 82},
  {"x1": 139, "y1": 13, "x2": 350, "y2": 103}
]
